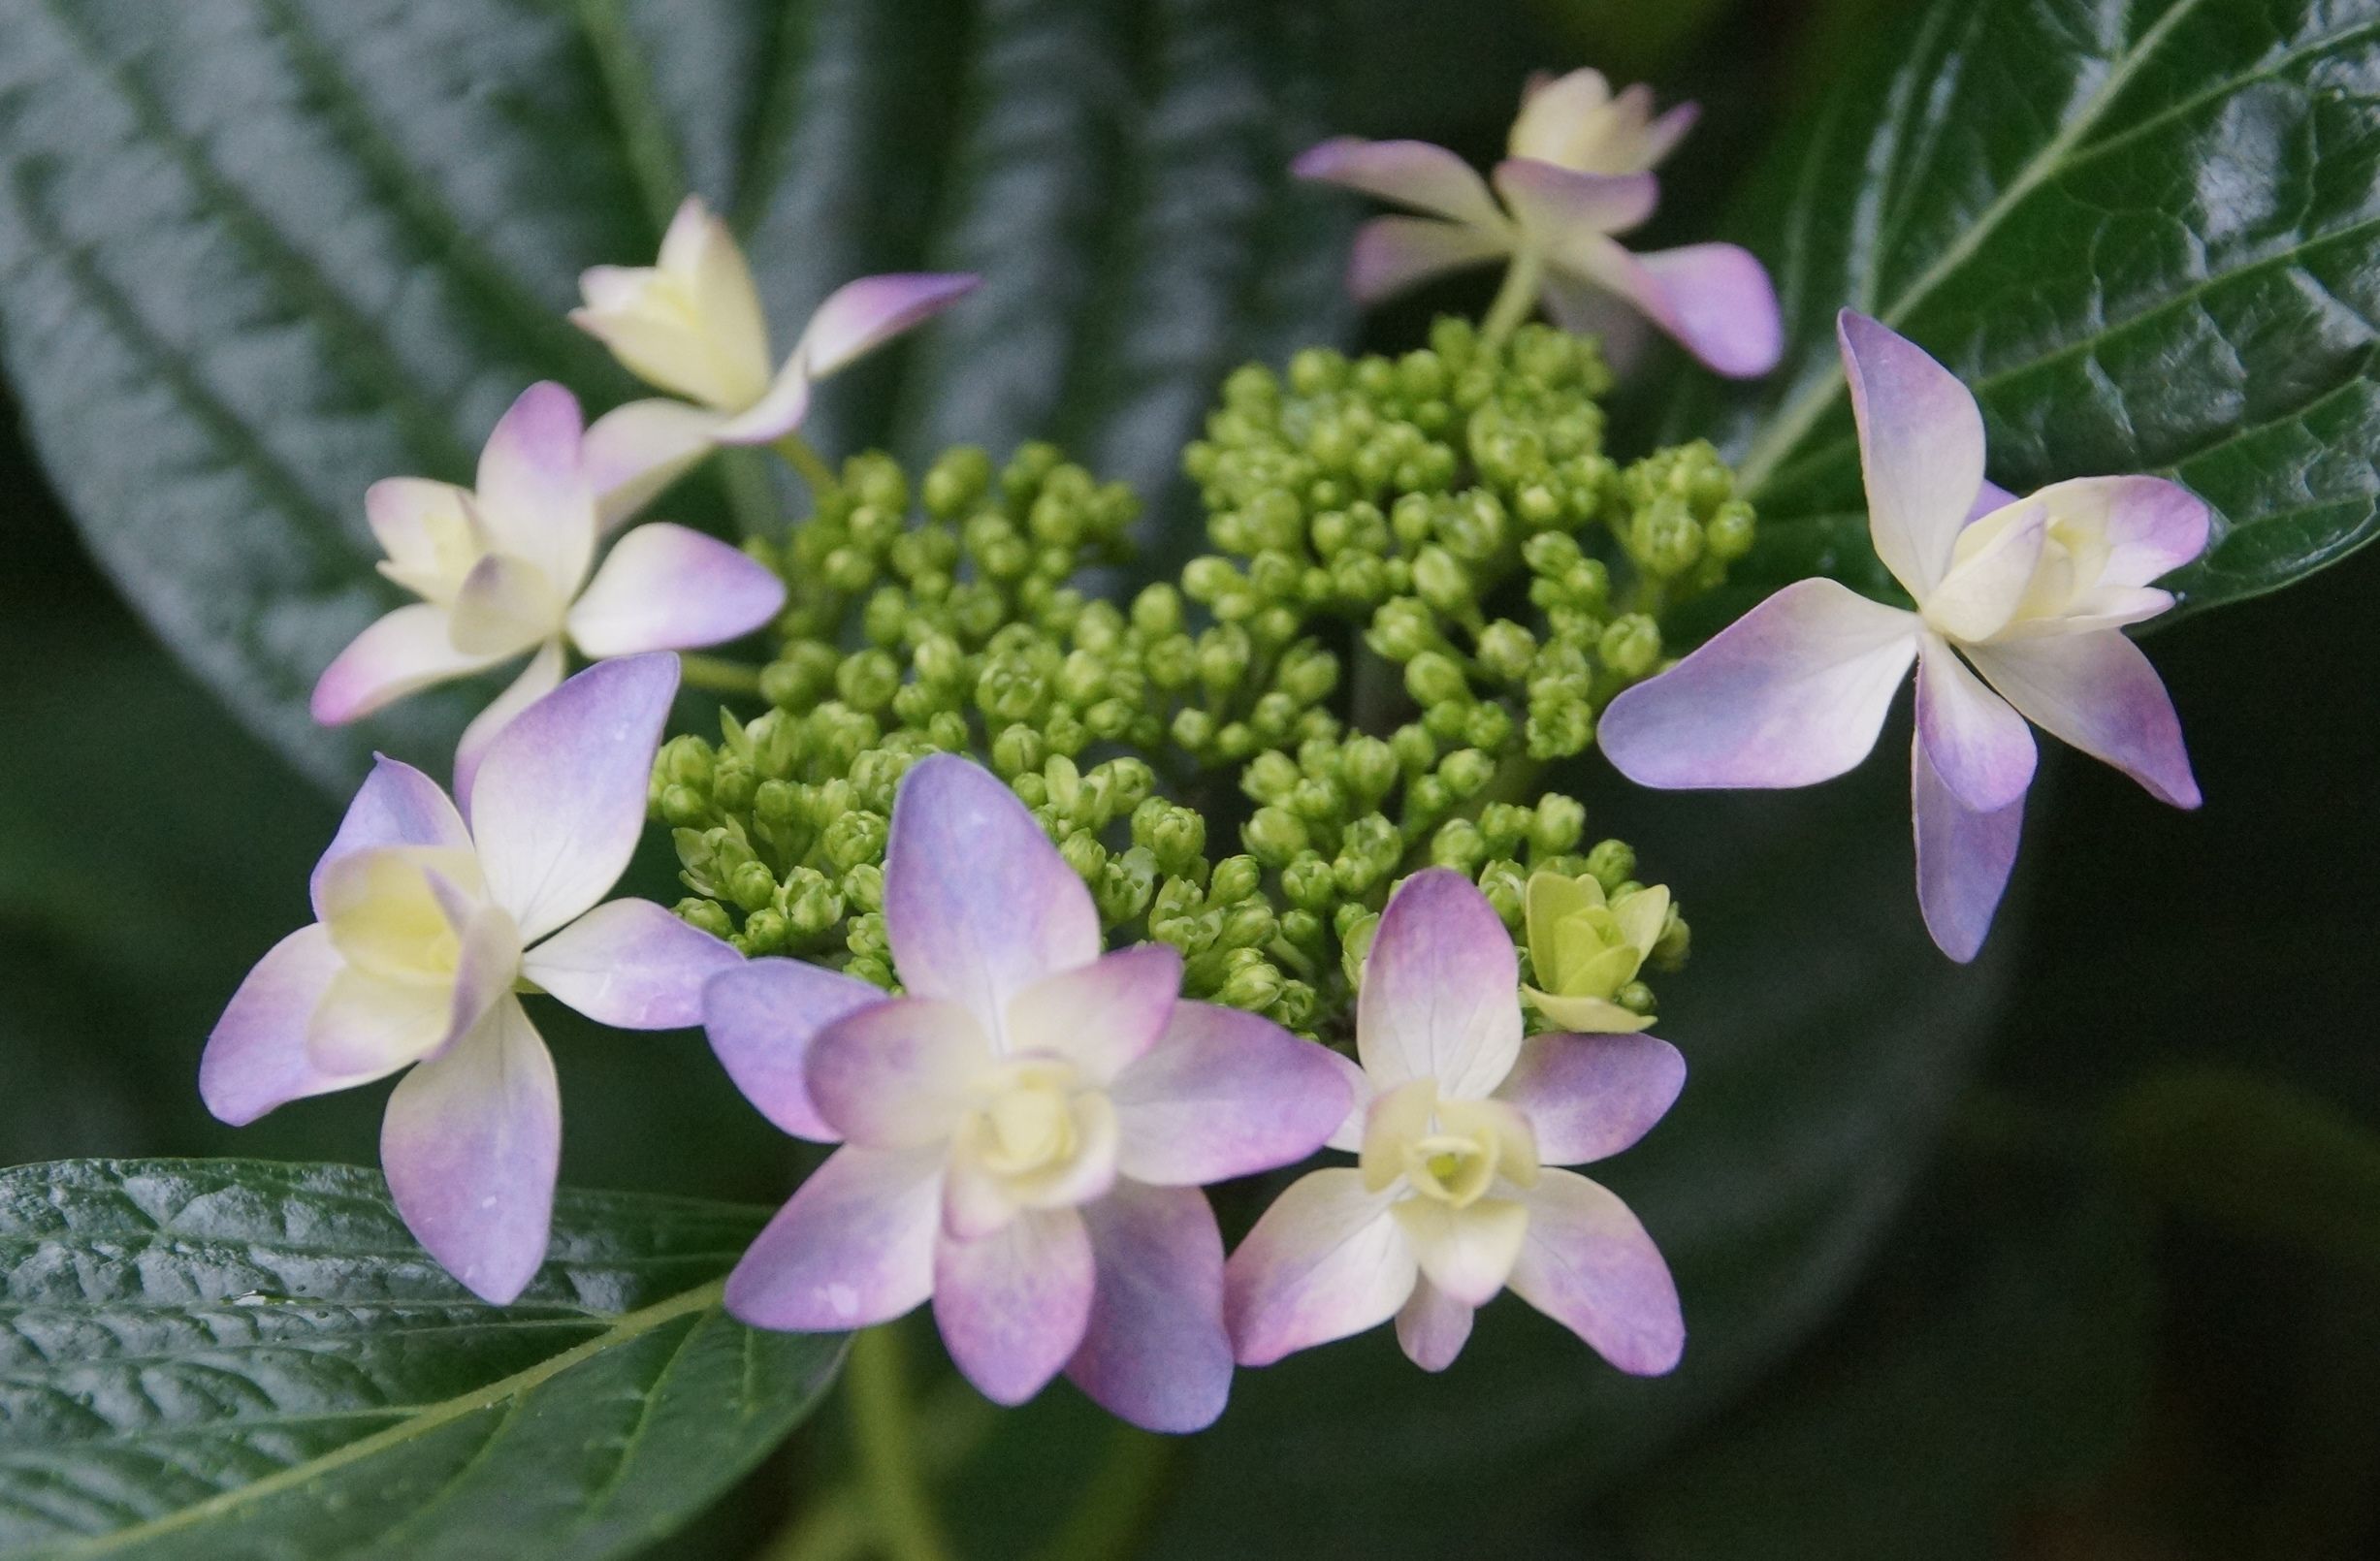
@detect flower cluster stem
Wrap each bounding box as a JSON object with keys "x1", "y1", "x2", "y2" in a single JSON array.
[
  {"x1": 678, "y1": 653, "x2": 767, "y2": 696},
  {"x1": 844, "y1": 1324, "x2": 954, "y2": 1561},
  {"x1": 1479, "y1": 246, "x2": 1546, "y2": 350},
  {"x1": 777, "y1": 431, "x2": 843, "y2": 499}
]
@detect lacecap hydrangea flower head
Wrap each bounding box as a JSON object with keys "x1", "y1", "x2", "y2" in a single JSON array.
[
  {"x1": 703, "y1": 753, "x2": 1352, "y2": 1431},
  {"x1": 208, "y1": 655, "x2": 738, "y2": 1301},
  {"x1": 1599, "y1": 312, "x2": 2208, "y2": 960}
]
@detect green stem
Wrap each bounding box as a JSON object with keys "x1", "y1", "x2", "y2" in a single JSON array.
[
  {"x1": 678, "y1": 653, "x2": 766, "y2": 697},
  {"x1": 759, "y1": 1382, "x2": 998, "y2": 1561},
  {"x1": 1479, "y1": 246, "x2": 1546, "y2": 351},
  {"x1": 844, "y1": 1325, "x2": 953, "y2": 1561},
  {"x1": 777, "y1": 432, "x2": 842, "y2": 499},
  {"x1": 1025, "y1": 1425, "x2": 1180, "y2": 1561}
]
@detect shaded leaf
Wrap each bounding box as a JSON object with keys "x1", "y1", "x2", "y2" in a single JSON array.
[
  {"x1": 0, "y1": 1159, "x2": 837, "y2": 1560},
  {"x1": 1660, "y1": 0, "x2": 2380, "y2": 621},
  {"x1": 0, "y1": 0, "x2": 1348, "y2": 787}
]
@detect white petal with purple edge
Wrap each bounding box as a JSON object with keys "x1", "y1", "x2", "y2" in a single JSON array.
[
  {"x1": 703, "y1": 958, "x2": 886, "y2": 1141},
  {"x1": 1597, "y1": 578, "x2": 1919, "y2": 790},
  {"x1": 1395, "y1": 1279, "x2": 1474, "y2": 1372},
  {"x1": 1111, "y1": 1002, "x2": 1353, "y2": 1185},
  {"x1": 1494, "y1": 1032, "x2": 1685, "y2": 1165},
  {"x1": 201, "y1": 926, "x2": 364, "y2": 1126},
  {"x1": 884, "y1": 755, "x2": 1101, "y2": 1030},
  {"x1": 473, "y1": 383, "x2": 597, "y2": 597},
  {"x1": 522, "y1": 898, "x2": 740, "y2": 1030},
  {"x1": 1912, "y1": 731, "x2": 2024, "y2": 964},
  {"x1": 1291, "y1": 137, "x2": 1510, "y2": 231},
  {"x1": 380, "y1": 995, "x2": 560, "y2": 1305},
  {"x1": 1577, "y1": 240, "x2": 1783, "y2": 378},
  {"x1": 310, "y1": 605, "x2": 507, "y2": 725},
  {"x1": 586, "y1": 400, "x2": 728, "y2": 532},
  {"x1": 1507, "y1": 1168, "x2": 1683, "y2": 1375},
  {"x1": 1358, "y1": 870, "x2": 1523, "y2": 1100},
  {"x1": 469, "y1": 653, "x2": 680, "y2": 940},
  {"x1": 1966, "y1": 632, "x2": 2201, "y2": 807},
  {"x1": 453, "y1": 640, "x2": 565, "y2": 816},
  {"x1": 1224, "y1": 1167, "x2": 1412, "y2": 1366},
  {"x1": 2034, "y1": 475, "x2": 2211, "y2": 588},
  {"x1": 1493, "y1": 160, "x2": 1658, "y2": 241},
  {"x1": 1066, "y1": 1180, "x2": 1234, "y2": 1432},
  {"x1": 725, "y1": 1145, "x2": 945, "y2": 1329},
  {"x1": 712, "y1": 357, "x2": 817, "y2": 447},
  {"x1": 1914, "y1": 637, "x2": 2037, "y2": 813},
  {"x1": 1347, "y1": 216, "x2": 1511, "y2": 303},
  {"x1": 807, "y1": 998, "x2": 995, "y2": 1149},
  {"x1": 566, "y1": 523, "x2": 786, "y2": 656},
  {"x1": 933, "y1": 1208, "x2": 1095, "y2": 1406},
  {"x1": 795, "y1": 272, "x2": 981, "y2": 380},
  {"x1": 309, "y1": 756, "x2": 470, "y2": 920},
  {"x1": 1320, "y1": 1045, "x2": 1373, "y2": 1154},
  {"x1": 1006, "y1": 944, "x2": 1182, "y2": 1085},
  {"x1": 1838, "y1": 311, "x2": 1985, "y2": 596}
]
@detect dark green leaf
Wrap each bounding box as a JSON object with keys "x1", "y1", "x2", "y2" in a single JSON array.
[
  {"x1": 0, "y1": 1159, "x2": 838, "y2": 1560},
  {"x1": 0, "y1": 0, "x2": 1348, "y2": 787},
  {"x1": 2112, "y1": 1066, "x2": 2380, "y2": 1270},
  {"x1": 1605, "y1": 1158, "x2": 2156, "y2": 1561},
  {"x1": 1659, "y1": 0, "x2": 2380, "y2": 621}
]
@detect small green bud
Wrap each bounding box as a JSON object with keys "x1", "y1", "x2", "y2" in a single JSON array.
[
  {"x1": 780, "y1": 868, "x2": 845, "y2": 940},
  {"x1": 1438, "y1": 748, "x2": 1496, "y2": 799},
  {"x1": 1599, "y1": 614, "x2": 1662, "y2": 680},
  {"x1": 1475, "y1": 620, "x2": 1537, "y2": 684},
  {"x1": 1367, "y1": 598, "x2": 1438, "y2": 663},
  {"x1": 843, "y1": 862, "x2": 885, "y2": 913},
  {"x1": 1529, "y1": 794, "x2": 1587, "y2": 857},
  {"x1": 673, "y1": 898, "x2": 734, "y2": 940},
  {"x1": 1431, "y1": 818, "x2": 1488, "y2": 874},
  {"x1": 1243, "y1": 806, "x2": 1309, "y2": 868},
  {"x1": 1214, "y1": 956, "x2": 1287, "y2": 1012},
  {"x1": 1097, "y1": 845, "x2": 1160, "y2": 925},
  {"x1": 741, "y1": 908, "x2": 789, "y2": 955},
  {"x1": 727, "y1": 859, "x2": 779, "y2": 914},
  {"x1": 1617, "y1": 980, "x2": 1656, "y2": 1016},
  {"x1": 1477, "y1": 858, "x2": 1527, "y2": 928},
  {"x1": 1208, "y1": 855, "x2": 1263, "y2": 906},
  {"x1": 1585, "y1": 838, "x2": 1636, "y2": 891},
  {"x1": 1281, "y1": 852, "x2": 1336, "y2": 912},
  {"x1": 1339, "y1": 911, "x2": 1380, "y2": 988},
  {"x1": 1411, "y1": 546, "x2": 1470, "y2": 613},
  {"x1": 1404, "y1": 650, "x2": 1469, "y2": 709},
  {"x1": 822, "y1": 811, "x2": 889, "y2": 873}
]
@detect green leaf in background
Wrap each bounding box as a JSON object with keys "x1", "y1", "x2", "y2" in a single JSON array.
[
  {"x1": 0, "y1": 1160, "x2": 838, "y2": 1560},
  {"x1": 0, "y1": 0, "x2": 1347, "y2": 788},
  {"x1": 2112, "y1": 1067, "x2": 2380, "y2": 1272},
  {"x1": 1658, "y1": 0, "x2": 2380, "y2": 621},
  {"x1": 1606, "y1": 1159, "x2": 2156, "y2": 1561}
]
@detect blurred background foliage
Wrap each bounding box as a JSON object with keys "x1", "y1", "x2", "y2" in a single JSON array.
[{"x1": 1, "y1": 0, "x2": 2375, "y2": 1555}]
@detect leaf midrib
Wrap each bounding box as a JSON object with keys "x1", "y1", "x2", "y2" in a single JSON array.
[
  {"x1": 1732, "y1": 0, "x2": 2212, "y2": 495},
  {"x1": 42, "y1": 1278, "x2": 726, "y2": 1558}
]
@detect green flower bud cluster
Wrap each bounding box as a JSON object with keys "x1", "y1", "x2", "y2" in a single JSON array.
[
  {"x1": 643, "y1": 332, "x2": 1709, "y2": 1044},
  {"x1": 1177, "y1": 319, "x2": 1757, "y2": 774}
]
